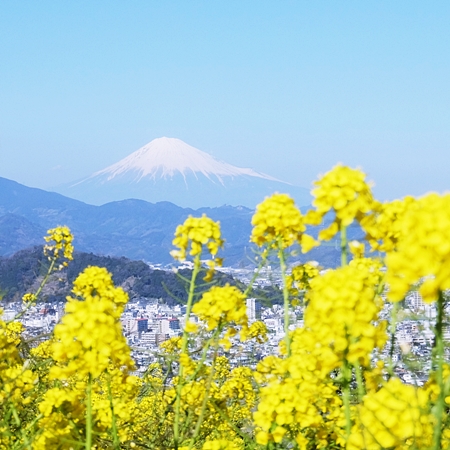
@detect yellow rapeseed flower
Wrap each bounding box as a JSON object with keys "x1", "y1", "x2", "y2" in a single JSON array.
[
  {"x1": 251, "y1": 193, "x2": 317, "y2": 251},
  {"x1": 361, "y1": 196, "x2": 416, "y2": 252},
  {"x1": 192, "y1": 284, "x2": 248, "y2": 331},
  {"x1": 22, "y1": 293, "x2": 37, "y2": 304},
  {"x1": 386, "y1": 193, "x2": 450, "y2": 302},
  {"x1": 286, "y1": 262, "x2": 320, "y2": 295},
  {"x1": 202, "y1": 439, "x2": 241, "y2": 449},
  {"x1": 348, "y1": 378, "x2": 432, "y2": 449},
  {"x1": 254, "y1": 328, "x2": 344, "y2": 446},
  {"x1": 307, "y1": 164, "x2": 375, "y2": 240},
  {"x1": 50, "y1": 266, "x2": 134, "y2": 380},
  {"x1": 305, "y1": 264, "x2": 387, "y2": 366},
  {"x1": 44, "y1": 225, "x2": 74, "y2": 267},
  {"x1": 171, "y1": 214, "x2": 224, "y2": 262}
]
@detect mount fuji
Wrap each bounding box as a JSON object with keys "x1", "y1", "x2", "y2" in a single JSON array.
[{"x1": 56, "y1": 137, "x2": 310, "y2": 208}]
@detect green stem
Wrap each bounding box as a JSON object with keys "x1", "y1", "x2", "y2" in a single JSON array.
[
  {"x1": 189, "y1": 329, "x2": 221, "y2": 447},
  {"x1": 186, "y1": 330, "x2": 219, "y2": 383},
  {"x1": 85, "y1": 374, "x2": 92, "y2": 450},
  {"x1": 243, "y1": 251, "x2": 268, "y2": 297},
  {"x1": 375, "y1": 271, "x2": 386, "y2": 297},
  {"x1": 107, "y1": 374, "x2": 120, "y2": 449},
  {"x1": 180, "y1": 255, "x2": 201, "y2": 354},
  {"x1": 11, "y1": 413, "x2": 43, "y2": 450},
  {"x1": 210, "y1": 400, "x2": 255, "y2": 447},
  {"x1": 340, "y1": 224, "x2": 348, "y2": 267},
  {"x1": 14, "y1": 258, "x2": 56, "y2": 322},
  {"x1": 174, "y1": 254, "x2": 201, "y2": 449},
  {"x1": 388, "y1": 302, "x2": 399, "y2": 379},
  {"x1": 354, "y1": 363, "x2": 365, "y2": 402},
  {"x1": 178, "y1": 328, "x2": 223, "y2": 441},
  {"x1": 432, "y1": 291, "x2": 445, "y2": 450},
  {"x1": 342, "y1": 359, "x2": 352, "y2": 441},
  {"x1": 278, "y1": 243, "x2": 291, "y2": 357}
]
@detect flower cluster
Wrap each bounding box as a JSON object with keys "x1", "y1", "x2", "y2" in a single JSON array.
[
  {"x1": 305, "y1": 265, "x2": 387, "y2": 366},
  {"x1": 307, "y1": 164, "x2": 375, "y2": 240},
  {"x1": 171, "y1": 215, "x2": 224, "y2": 262},
  {"x1": 348, "y1": 378, "x2": 432, "y2": 449},
  {"x1": 91, "y1": 369, "x2": 142, "y2": 441},
  {"x1": 251, "y1": 193, "x2": 317, "y2": 251},
  {"x1": 240, "y1": 320, "x2": 268, "y2": 343},
  {"x1": 202, "y1": 439, "x2": 241, "y2": 450},
  {"x1": 43, "y1": 225, "x2": 74, "y2": 267},
  {"x1": 4, "y1": 164, "x2": 450, "y2": 449},
  {"x1": 0, "y1": 316, "x2": 23, "y2": 370},
  {"x1": 192, "y1": 284, "x2": 248, "y2": 331},
  {"x1": 386, "y1": 193, "x2": 450, "y2": 302},
  {"x1": 50, "y1": 266, "x2": 134, "y2": 380},
  {"x1": 286, "y1": 262, "x2": 320, "y2": 297},
  {"x1": 254, "y1": 328, "x2": 344, "y2": 447},
  {"x1": 361, "y1": 196, "x2": 416, "y2": 252},
  {"x1": 22, "y1": 292, "x2": 37, "y2": 304},
  {"x1": 0, "y1": 315, "x2": 38, "y2": 447},
  {"x1": 34, "y1": 387, "x2": 86, "y2": 449}
]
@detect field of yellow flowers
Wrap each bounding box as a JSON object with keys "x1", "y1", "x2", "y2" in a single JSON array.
[{"x1": 1, "y1": 164, "x2": 450, "y2": 449}]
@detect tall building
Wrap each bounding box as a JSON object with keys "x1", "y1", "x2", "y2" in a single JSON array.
[
  {"x1": 137, "y1": 318, "x2": 148, "y2": 332},
  {"x1": 246, "y1": 298, "x2": 261, "y2": 322},
  {"x1": 407, "y1": 291, "x2": 435, "y2": 318}
]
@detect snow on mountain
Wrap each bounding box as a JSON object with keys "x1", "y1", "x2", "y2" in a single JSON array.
[
  {"x1": 56, "y1": 137, "x2": 311, "y2": 209},
  {"x1": 88, "y1": 137, "x2": 279, "y2": 184}
]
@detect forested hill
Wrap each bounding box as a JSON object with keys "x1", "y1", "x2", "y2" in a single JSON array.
[{"x1": 0, "y1": 246, "x2": 248, "y2": 305}]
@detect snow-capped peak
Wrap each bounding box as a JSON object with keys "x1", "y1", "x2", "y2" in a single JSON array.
[
  {"x1": 58, "y1": 137, "x2": 310, "y2": 208},
  {"x1": 91, "y1": 137, "x2": 279, "y2": 183}
]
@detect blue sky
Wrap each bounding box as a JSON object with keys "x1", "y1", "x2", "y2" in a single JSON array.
[{"x1": 1, "y1": 1, "x2": 449, "y2": 201}]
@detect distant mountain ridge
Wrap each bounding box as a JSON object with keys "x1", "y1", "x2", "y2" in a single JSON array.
[
  {"x1": 0, "y1": 176, "x2": 255, "y2": 265},
  {"x1": 0, "y1": 176, "x2": 360, "y2": 267},
  {"x1": 55, "y1": 137, "x2": 311, "y2": 208}
]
